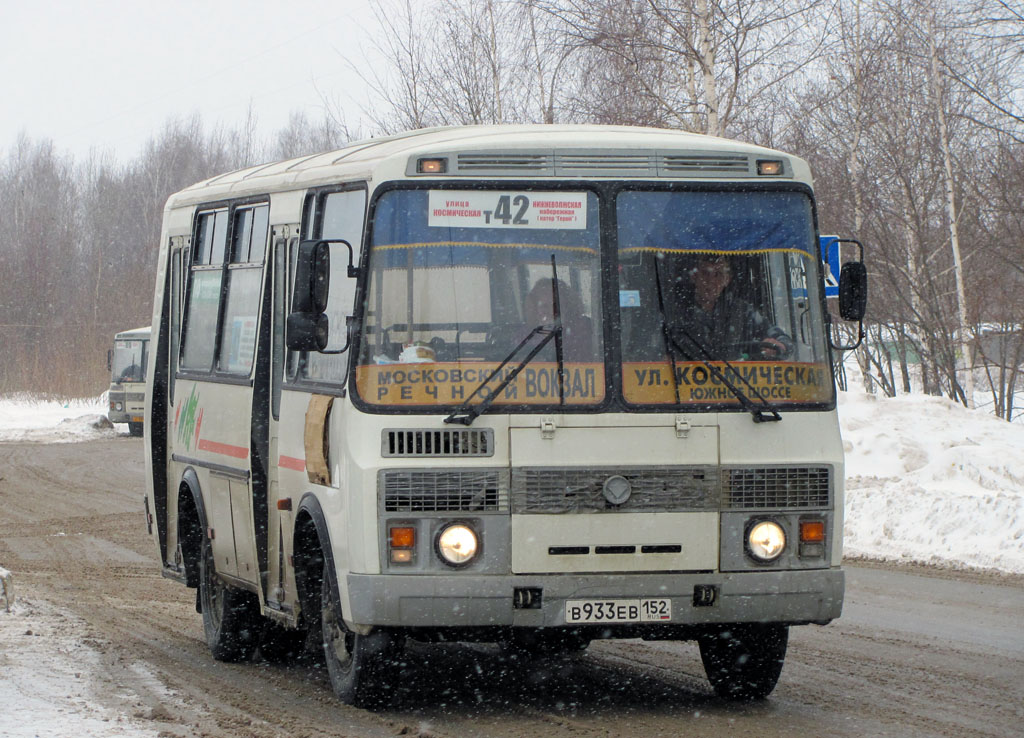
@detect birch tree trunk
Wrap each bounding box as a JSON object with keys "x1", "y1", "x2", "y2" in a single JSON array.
[
  {"x1": 926, "y1": 10, "x2": 974, "y2": 407},
  {"x1": 696, "y1": 0, "x2": 721, "y2": 136}
]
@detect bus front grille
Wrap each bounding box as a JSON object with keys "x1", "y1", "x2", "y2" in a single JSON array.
[
  {"x1": 511, "y1": 467, "x2": 720, "y2": 514},
  {"x1": 382, "y1": 428, "x2": 494, "y2": 458},
  {"x1": 723, "y1": 466, "x2": 831, "y2": 509},
  {"x1": 381, "y1": 469, "x2": 509, "y2": 512}
]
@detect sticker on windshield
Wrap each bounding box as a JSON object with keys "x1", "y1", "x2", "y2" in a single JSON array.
[{"x1": 428, "y1": 191, "x2": 587, "y2": 230}]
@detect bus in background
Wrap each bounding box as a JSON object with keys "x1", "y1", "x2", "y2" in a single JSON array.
[
  {"x1": 108, "y1": 326, "x2": 150, "y2": 437},
  {"x1": 144, "y1": 125, "x2": 867, "y2": 708}
]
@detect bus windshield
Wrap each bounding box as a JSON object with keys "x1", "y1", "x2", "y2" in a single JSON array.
[
  {"x1": 112, "y1": 338, "x2": 148, "y2": 384},
  {"x1": 616, "y1": 189, "x2": 832, "y2": 407},
  {"x1": 353, "y1": 186, "x2": 833, "y2": 412},
  {"x1": 355, "y1": 188, "x2": 605, "y2": 408}
]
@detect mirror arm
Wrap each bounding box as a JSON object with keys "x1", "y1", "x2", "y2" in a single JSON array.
[{"x1": 829, "y1": 313, "x2": 865, "y2": 351}]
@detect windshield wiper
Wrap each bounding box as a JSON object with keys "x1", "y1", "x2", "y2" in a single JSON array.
[
  {"x1": 653, "y1": 259, "x2": 781, "y2": 423},
  {"x1": 444, "y1": 323, "x2": 559, "y2": 425},
  {"x1": 445, "y1": 256, "x2": 565, "y2": 426}
]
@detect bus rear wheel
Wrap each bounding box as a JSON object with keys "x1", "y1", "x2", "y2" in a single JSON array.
[
  {"x1": 199, "y1": 537, "x2": 259, "y2": 662},
  {"x1": 319, "y1": 561, "x2": 402, "y2": 708},
  {"x1": 698, "y1": 624, "x2": 788, "y2": 701}
]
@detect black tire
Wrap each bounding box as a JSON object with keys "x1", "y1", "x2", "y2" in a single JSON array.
[
  {"x1": 198, "y1": 537, "x2": 260, "y2": 662},
  {"x1": 128, "y1": 421, "x2": 143, "y2": 437},
  {"x1": 501, "y1": 628, "x2": 591, "y2": 661},
  {"x1": 319, "y1": 561, "x2": 402, "y2": 708},
  {"x1": 258, "y1": 620, "x2": 309, "y2": 664},
  {"x1": 698, "y1": 624, "x2": 788, "y2": 701}
]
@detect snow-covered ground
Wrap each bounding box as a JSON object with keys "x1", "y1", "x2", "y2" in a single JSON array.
[
  {"x1": 0, "y1": 394, "x2": 120, "y2": 443},
  {"x1": 0, "y1": 598, "x2": 165, "y2": 738},
  {"x1": 1, "y1": 378, "x2": 1022, "y2": 736}
]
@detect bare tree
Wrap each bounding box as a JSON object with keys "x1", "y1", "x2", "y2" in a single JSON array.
[{"x1": 535, "y1": 0, "x2": 829, "y2": 137}]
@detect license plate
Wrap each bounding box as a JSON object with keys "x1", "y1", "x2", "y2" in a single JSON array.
[
  {"x1": 131, "y1": 416, "x2": 144, "y2": 423},
  {"x1": 565, "y1": 598, "x2": 672, "y2": 624}
]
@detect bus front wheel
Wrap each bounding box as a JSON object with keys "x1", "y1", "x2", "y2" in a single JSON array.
[
  {"x1": 128, "y1": 421, "x2": 143, "y2": 437},
  {"x1": 199, "y1": 537, "x2": 259, "y2": 662},
  {"x1": 320, "y1": 561, "x2": 402, "y2": 708},
  {"x1": 698, "y1": 624, "x2": 788, "y2": 700}
]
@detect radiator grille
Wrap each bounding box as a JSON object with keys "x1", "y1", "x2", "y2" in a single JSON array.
[
  {"x1": 555, "y1": 153, "x2": 655, "y2": 176},
  {"x1": 457, "y1": 153, "x2": 553, "y2": 174},
  {"x1": 382, "y1": 428, "x2": 494, "y2": 458},
  {"x1": 660, "y1": 153, "x2": 751, "y2": 176},
  {"x1": 512, "y1": 467, "x2": 720, "y2": 514},
  {"x1": 723, "y1": 466, "x2": 831, "y2": 509},
  {"x1": 381, "y1": 469, "x2": 509, "y2": 512}
]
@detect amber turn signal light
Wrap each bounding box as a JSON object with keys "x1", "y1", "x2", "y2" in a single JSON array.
[
  {"x1": 390, "y1": 526, "x2": 416, "y2": 549},
  {"x1": 800, "y1": 520, "x2": 825, "y2": 543}
]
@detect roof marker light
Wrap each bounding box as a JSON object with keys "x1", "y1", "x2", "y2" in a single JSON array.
[{"x1": 417, "y1": 158, "x2": 448, "y2": 174}]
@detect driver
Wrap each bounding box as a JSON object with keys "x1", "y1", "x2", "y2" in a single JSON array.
[{"x1": 671, "y1": 254, "x2": 793, "y2": 360}]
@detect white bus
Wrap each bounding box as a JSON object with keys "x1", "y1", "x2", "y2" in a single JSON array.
[
  {"x1": 108, "y1": 326, "x2": 151, "y2": 436},
  {"x1": 144, "y1": 125, "x2": 867, "y2": 707}
]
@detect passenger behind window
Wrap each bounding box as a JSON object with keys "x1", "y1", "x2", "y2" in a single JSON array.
[
  {"x1": 668, "y1": 254, "x2": 793, "y2": 360},
  {"x1": 514, "y1": 278, "x2": 594, "y2": 362}
]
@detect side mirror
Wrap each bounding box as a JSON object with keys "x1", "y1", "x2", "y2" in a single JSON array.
[
  {"x1": 838, "y1": 261, "x2": 868, "y2": 321},
  {"x1": 291, "y1": 240, "x2": 332, "y2": 314},
  {"x1": 107, "y1": 349, "x2": 112, "y2": 372},
  {"x1": 286, "y1": 312, "x2": 329, "y2": 352},
  {"x1": 286, "y1": 238, "x2": 358, "y2": 355}
]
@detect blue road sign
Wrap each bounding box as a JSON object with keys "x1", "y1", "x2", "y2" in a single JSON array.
[{"x1": 819, "y1": 235, "x2": 841, "y2": 298}]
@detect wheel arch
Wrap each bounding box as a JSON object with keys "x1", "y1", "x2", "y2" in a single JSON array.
[
  {"x1": 177, "y1": 467, "x2": 207, "y2": 589},
  {"x1": 293, "y1": 492, "x2": 341, "y2": 625}
]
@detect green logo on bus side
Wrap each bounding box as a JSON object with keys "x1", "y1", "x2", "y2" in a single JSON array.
[{"x1": 177, "y1": 385, "x2": 203, "y2": 451}]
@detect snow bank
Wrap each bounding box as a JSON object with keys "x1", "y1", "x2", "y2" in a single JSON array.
[
  {"x1": 839, "y1": 382, "x2": 1024, "y2": 573},
  {"x1": 0, "y1": 394, "x2": 122, "y2": 443}
]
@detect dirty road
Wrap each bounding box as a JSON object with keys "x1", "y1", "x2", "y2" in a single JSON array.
[{"x1": 1, "y1": 437, "x2": 1021, "y2": 737}]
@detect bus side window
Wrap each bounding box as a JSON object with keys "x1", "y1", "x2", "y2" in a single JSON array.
[
  {"x1": 181, "y1": 210, "x2": 228, "y2": 371},
  {"x1": 302, "y1": 187, "x2": 366, "y2": 384},
  {"x1": 217, "y1": 204, "x2": 268, "y2": 374}
]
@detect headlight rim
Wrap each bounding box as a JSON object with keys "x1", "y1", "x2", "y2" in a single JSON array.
[
  {"x1": 434, "y1": 521, "x2": 480, "y2": 568},
  {"x1": 745, "y1": 518, "x2": 787, "y2": 563}
]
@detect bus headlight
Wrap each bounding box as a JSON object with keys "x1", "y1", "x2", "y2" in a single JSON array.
[
  {"x1": 436, "y1": 523, "x2": 479, "y2": 567},
  {"x1": 747, "y1": 520, "x2": 786, "y2": 562}
]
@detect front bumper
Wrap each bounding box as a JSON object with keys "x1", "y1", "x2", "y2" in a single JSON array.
[{"x1": 346, "y1": 568, "x2": 843, "y2": 630}]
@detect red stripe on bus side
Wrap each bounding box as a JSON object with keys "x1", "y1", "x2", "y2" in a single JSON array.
[
  {"x1": 278, "y1": 455, "x2": 306, "y2": 471},
  {"x1": 197, "y1": 439, "x2": 250, "y2": 459}
]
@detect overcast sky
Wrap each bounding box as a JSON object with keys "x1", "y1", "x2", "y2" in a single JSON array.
[{"x1": 0, "y1": 0, "x2": 380, "y2": 161}]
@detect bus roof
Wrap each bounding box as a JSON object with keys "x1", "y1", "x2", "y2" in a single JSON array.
[
  {"x1": 165, "y1": 125, "x2": 813, "y2": 209},
  {"x1": 114, "y1": 326, "x2": 151, "y2": 340}
]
